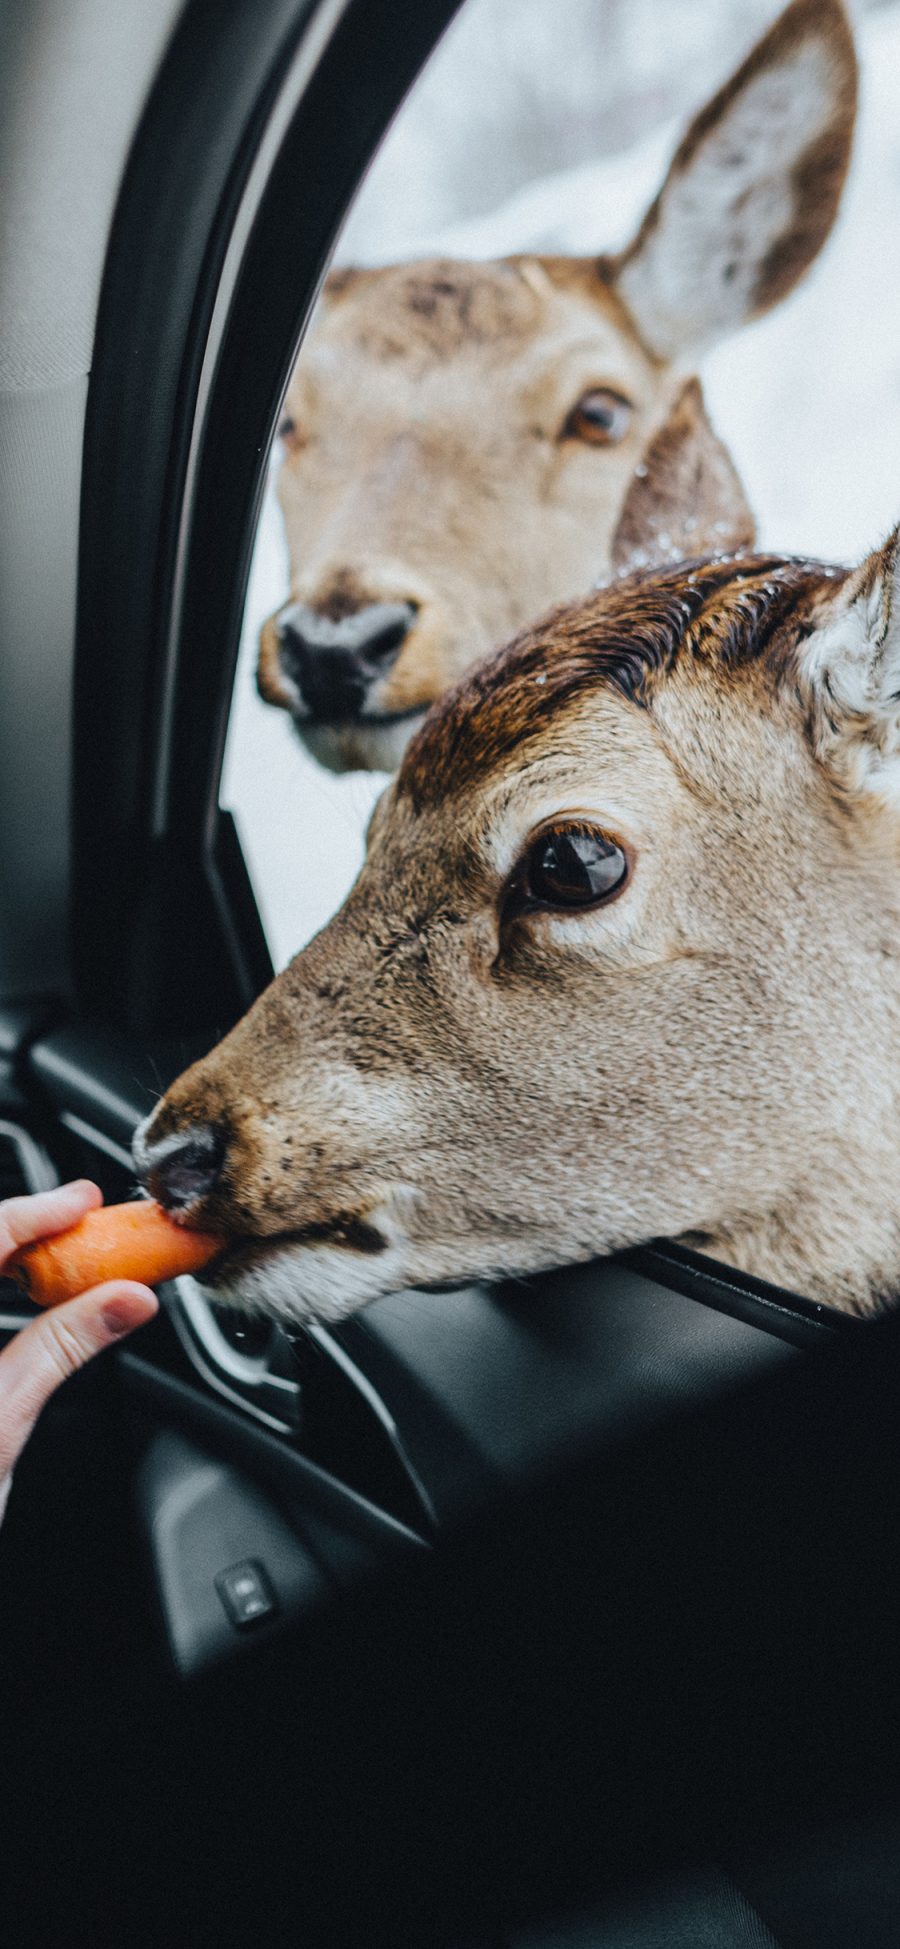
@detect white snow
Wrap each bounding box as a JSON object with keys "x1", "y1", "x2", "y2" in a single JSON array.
[{"x1": 222, "y1": 0, "x2": 900, "y2": 970}]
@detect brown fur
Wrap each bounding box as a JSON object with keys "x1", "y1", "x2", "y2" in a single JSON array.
[
  {"x1": 141, "y1": 533, "x2": 900, "y2": 1325},
  {"x1": 610, "y1": 0, "x2": 856, "y2": 332},
  {"x1": 361, "y1": 261, "x2": 545, "y2": 355},
  {"x1": 611, "y1": 379, "x2": 754, "y2": 571},
  {"x1": 258, "y1": 0, "x2": 856, "y2": 774},
  {"x1": 400, "y1": 554, "x2": 833, "y2": 809}
]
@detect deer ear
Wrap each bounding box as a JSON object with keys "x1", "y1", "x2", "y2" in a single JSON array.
[
  {"x1": 799, "y1": 530, "x2": 900, "y2": 806},
  {"x1": 607, "y1": 0, "x2": 857, "y2": 361},
  {"x1": 611, "y1": 379, "x2": 755, "y2": 571}
]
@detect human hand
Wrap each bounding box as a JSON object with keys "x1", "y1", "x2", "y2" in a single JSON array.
[{"x1": 0, "y1": 1181, "x2": 157, "y2": 1526}]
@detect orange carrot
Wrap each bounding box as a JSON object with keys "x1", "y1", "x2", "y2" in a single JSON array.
[{"x1": 6, "y1": 1200, "x2": 226, "y2": 1309}]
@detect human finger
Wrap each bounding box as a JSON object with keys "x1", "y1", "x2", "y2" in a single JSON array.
[
  {"x1": 0, "y1": 1180, "x2": 102, "y2": 1270},
  {"x1": 0, "y1": 1281, "x2": 157, "y2": 1485}
]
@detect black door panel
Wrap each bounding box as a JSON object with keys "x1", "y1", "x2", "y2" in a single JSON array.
[{"x1": 9, "y1": 1017, "x2": 863, "y2": 1656}]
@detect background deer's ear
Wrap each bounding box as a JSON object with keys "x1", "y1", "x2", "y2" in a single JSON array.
[
  {"x1": 611, "y1": 379, "x2": 755, "y2": 571},
  {"x1": 799, "y1": 529, "x2": 900, "y2": 806},
  {"x1": 606, "y1": 0, "x2": 857, "y2": 362}
]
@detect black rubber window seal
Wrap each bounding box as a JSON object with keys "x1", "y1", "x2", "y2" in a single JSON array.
[
  {"x1": 75, "y1": 0, "x2": 463, "y2": 1038},
  {"x1": 622, "y1": 1240, "x2": 866, "y2": 1348}
]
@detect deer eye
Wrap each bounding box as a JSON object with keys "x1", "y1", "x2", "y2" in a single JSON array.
[
  {"x1": 277, "y1": 413, "x2": 298, "y2": 444},
  {"x1": 508, "y1": 824, "x2": 629, "y2": 917},
  {"x1": 564, "y1": 388, "x2": 632, "y2": 446}
]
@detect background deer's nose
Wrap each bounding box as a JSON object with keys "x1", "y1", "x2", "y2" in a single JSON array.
[
  {"x1": 277, "y1": 600, "x2": 416, "y2": 719},
  {"x1": 142, "y1": 1126, "x2": 226, "y2": 1212}
]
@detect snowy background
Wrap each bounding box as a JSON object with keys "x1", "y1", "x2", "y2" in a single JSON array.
[{"x1": 221, "y1": 0, "x2": 900, "y2": 969}]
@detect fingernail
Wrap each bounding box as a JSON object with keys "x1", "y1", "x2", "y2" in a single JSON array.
[{"x1": 101, "y1": 1296, "x2": 157, "y2": 1336}]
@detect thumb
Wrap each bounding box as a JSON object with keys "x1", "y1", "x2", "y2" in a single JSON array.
[{"x1": 0, "y1": 1283, "x2": 158, "y2": 1484}]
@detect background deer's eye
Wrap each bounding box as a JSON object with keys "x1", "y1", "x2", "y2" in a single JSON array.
[
  {"x1": 564, "y1": 388, "x2": 632, "y2": 446},
  {"x1": 277, "y1": 413, "x2": 298, "y2": 444},
  {"x1": 514, "y1": 825, "x2": 629, "y2": 913}
]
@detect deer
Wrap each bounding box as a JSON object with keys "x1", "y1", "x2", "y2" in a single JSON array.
[
  {"x1": 256, "y1": 0, "x2": 857, "y2": 775},
  {"x1": 138, "y1": 515, "x2": 900, "y2": 1323}
]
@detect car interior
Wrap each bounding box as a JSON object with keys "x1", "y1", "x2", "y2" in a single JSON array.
[{"x1": 3, "y1": 1, "x2": 900, "y2": 1944}]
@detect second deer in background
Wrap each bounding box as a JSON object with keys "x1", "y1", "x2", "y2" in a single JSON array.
[{"x1": 257, "y1": 0, "x2": 856, "y2": 774}]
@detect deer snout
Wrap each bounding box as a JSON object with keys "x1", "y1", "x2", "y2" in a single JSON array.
[
  {"x1": 277, "y1": 600, "x2": 416, "y2": 721},
  {"x1": 134, "y1": 1120, "x2": 226, "y2": 1214}
]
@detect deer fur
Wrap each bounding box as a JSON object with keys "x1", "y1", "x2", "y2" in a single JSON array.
[
  {"x1": 140, "y1": 524, "x2": 900, "y2": 1321},
  {"x1": 257, "y1": 0, "x2": 857, "y2": 773}
]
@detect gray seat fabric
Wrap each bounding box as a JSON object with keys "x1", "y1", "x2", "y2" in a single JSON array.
[{"x1": 509, "y1": 1867, "x2": 780, "y2": 1948}]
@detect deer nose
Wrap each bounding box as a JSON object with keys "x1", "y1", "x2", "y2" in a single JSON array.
[
  {"x1": 137, "y1": 1125, "x2": 226, "y2": 1212},
  {"x1": 277, "y1": 600, "x2": 416, "y2": 720}
]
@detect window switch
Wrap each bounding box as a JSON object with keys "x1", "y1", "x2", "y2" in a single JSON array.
[{"x1": 215, "y1": 1559, "x2": 278, "y2": 1630}]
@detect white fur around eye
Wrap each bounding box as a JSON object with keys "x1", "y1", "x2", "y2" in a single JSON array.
[{"x1": 523, "y1": 861, "x2": 644, "y2": 956}]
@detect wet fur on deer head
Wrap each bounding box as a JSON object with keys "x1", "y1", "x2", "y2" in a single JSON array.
[
  {"x1": 258, "y1": 0, "x2": 857, "y2": 772},
  {"x1": 140, "y1": 527, "x2": 900, "y2": 1320}
]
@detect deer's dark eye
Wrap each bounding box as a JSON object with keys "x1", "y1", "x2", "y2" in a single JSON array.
[
  {"x1": 564, "y1": 388, "x2": 632, "y2": 446},
  {"x1": 509, "y1": 824, "x2": 629, "y2": 917},
  {"x1": 277, "y1": 413, "x2": 298, "y2": 444}
]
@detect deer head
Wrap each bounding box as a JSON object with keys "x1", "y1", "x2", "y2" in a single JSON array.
[
  {"x1": 140, "y1": 525, "x2": 900, "y2": 1320},
  {"x1": 257, "y1": 0, "x2": 856, "y2": 773}
]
